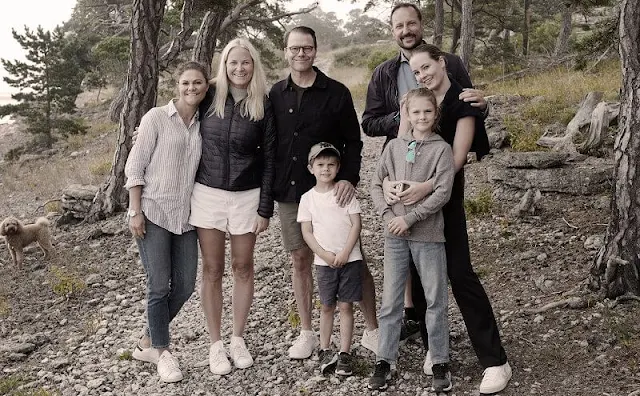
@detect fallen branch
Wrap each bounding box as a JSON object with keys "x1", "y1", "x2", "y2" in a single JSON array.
[
  {"x1": 562, "y1": 217, "x2": 579, "y2": 229},
  {"x1": 529, "y1": 297, "x2": 586, "y2": 313},
  {"x1": 33, "y1": 199, "x2": 62, "y2": 214},
  {"x1": 585, "y1": 44, "x2": 614, "y2": 74},
  {"x1": 616, "y1": 294, "x2": 640, "y2": 304}
]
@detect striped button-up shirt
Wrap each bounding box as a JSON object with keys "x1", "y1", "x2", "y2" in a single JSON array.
[{"x1": 125, "y1": 100, "x2": 202, "y2": 234}]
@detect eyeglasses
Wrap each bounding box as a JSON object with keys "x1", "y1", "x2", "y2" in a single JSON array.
[
  {"x1": 406, "y1": 140, "x2": 417, "y2": 163},
  {"x1": 287, "y1": 46, "x2": 315, "y2": 54}
]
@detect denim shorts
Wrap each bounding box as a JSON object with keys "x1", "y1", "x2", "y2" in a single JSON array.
[{"x1": 316, "y1": 260, "x2": 363, "y2": 306}]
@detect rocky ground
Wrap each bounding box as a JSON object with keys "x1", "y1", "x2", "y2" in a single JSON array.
[{"x1": 1, "y1": 125, "x2": 639, "y2": 396}]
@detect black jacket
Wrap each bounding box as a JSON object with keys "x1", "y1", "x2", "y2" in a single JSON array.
[
  {"x1": 361, "y1": 50, "x2": 489, "y2": 159},
  {"x1": 269, "y1": 67, "x2": 363, "y2": 203},
  {"x1": 195, "y1": 86, "x2": 276, "y2": 218},
  {"x1": 362, "y1": 50, "x2": 471, "y2": 141}
]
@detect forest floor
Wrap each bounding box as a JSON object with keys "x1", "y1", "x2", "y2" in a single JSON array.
[{"x1": 0, "y1": 60, "x2": 638, "y2": 396}]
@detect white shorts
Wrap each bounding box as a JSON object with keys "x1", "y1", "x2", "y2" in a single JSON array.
[{"x1": 189, "y1": 183, "x2": 260, "y2": 235}]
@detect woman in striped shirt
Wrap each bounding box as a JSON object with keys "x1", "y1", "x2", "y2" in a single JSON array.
[{"x1": 124, "y1": 61, "x2": 209, "y2": 383}]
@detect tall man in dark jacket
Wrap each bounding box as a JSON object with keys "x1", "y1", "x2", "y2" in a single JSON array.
[
  {"x1": 269, "y1": 26, "x2": 380, "y2": 361},
  {"x1": 362, "y1": 3, "x2": 510, "y2": 394}
]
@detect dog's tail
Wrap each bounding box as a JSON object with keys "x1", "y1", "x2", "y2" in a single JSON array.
[{"x1": 35, "y1": 217, "x2": 50, "y2": 227}]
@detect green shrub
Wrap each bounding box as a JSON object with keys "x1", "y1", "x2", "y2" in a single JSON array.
[
  {"x1": 522, "y1": 99, "x2": 576, "y2": 126},
  {"x1": 44, "y1": 200, "x2": 62, "y2": 214},
  {"x1": 503, "y1": 115, "x2": 544, "y2": 152},
  {"x1": 529, "y1": 20, "x2": 561, "y2": 55},
  {"x1": 334, "y1": 46, "x2": 374, "y2": 68},
  {"x1": 49, "y1": 266, "x2": 86, "y2": 297},
  {"x1": 288, "y1": 302, "x2": 300, "y2": 329},
  {"x1": 0, "y1": 294, "x2": 11, "y2": 317},
  {"x1": 464, "y1": 188, "x2": 494, "y2": 216},
  {"x1": 367, "y1": 48, "x2": 397, "y2": 72},
  {"x1": 89, "y1": 159, "x2": 112, "y2": 176},
  {"x1": 0, "y1": 375, "x2": 21, "y2": 394},
  {"x1": 4, "y1": 146, "x2": 25, "y2": 162}
]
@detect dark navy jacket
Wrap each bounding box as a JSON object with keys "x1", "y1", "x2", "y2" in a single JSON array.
[{"x1": 196, "y1": 85, "x2": 276, "y2": 218}]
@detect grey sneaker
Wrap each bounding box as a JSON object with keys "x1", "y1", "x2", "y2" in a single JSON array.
[
  {"x1": 318, "y1": 349, "x2": 337, "y2": 374},
  {"x1": 431, "y1": 363, "x2": 452, "y2": 392},
  {"x1": 335, "y1": 352, "x2": 353, "y2": 376},
  {"x1": 368, "y1": 360, "x2": 391, "y2": 390}
]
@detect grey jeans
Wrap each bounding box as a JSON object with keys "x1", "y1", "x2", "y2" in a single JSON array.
[
  {"x1": 377, "y1": 237, "x2": 449, "y2": 365},
  {"x1": 137, "y1": 220, "x2": 198, "y2": 348}
]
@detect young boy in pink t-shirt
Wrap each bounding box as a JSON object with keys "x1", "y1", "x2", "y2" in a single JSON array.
[{"x1": 297, "y1": 142, "x2": 363, "y2": 377}]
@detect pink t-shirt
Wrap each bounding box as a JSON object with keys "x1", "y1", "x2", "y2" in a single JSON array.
[{"x1": 297, "y1": 187, "x2": 363, "y2": 267}]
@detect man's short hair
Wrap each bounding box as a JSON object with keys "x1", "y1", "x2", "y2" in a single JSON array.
[
  {"x1": 389, "y1": 2, "x2": 423, "y2": 25},
  {"x1": 283, "y1": 26, "x2": 318, "y2": 49}
]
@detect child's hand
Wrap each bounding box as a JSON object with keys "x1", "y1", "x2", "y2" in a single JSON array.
[
  {"x1": 397, "y1": 180, "x2": 432, "y2": 205},
  {"x1": 382, "y1": 177, "x2": 402, "y2": 205},
  {"x1": 333, "y1": 250, "x2": 349, "y2": 267},
  {"x1": 388, "y1": 216, "x2": 410, "y2": 236},
  {"x1": 321, "y1": 251, "x2": 338, "y2": 268}
]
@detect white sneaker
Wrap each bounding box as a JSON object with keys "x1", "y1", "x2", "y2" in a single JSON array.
[
  {"x1": 132, "y1": 342, "x2": 160, "y2": 364},
  {"x1": 209, "y1": 340, "x2": 232, "y2": 375},
  {"x1": 229, "y1": 336, "x2": 253, "y2": 369},
  {"x1": 360, "y1": 328, "x2": 379, "y2": 355},
  {"x1": 423, "y1": 350, "x2": 433, "y2": 376},
  {"x1": 288, "y1": 330, "x2": 319, "y2": 359},
  {"x1": 479, "y1": 361, "x2": 512, "y2": 394},
  {"x1": 157, "y1": 351, "x2": 183, "y2": 383}
]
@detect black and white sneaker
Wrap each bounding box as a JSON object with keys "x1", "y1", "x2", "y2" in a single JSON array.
[
  {"x1": 431, "y1": 363, "x2": 452, "y2": 392},
  {"x1": 399, "y1": 318, "x2": 421, "y2": 344},
  {"x1": 318, "y1": 349, "x2": 337, "y2": 374},
  {"x1": 368, "y1": 360, "x2": 391, "y2": 390},
  {"x1": 335, "y1": 352, "x2": 353, "y2": 376}
]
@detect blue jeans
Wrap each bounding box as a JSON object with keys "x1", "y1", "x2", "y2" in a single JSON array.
[
  {"x1": 377, "y1": 237, "x2": 449, "y2": 365},
  {"x1": 137, "y1": 220, "x2": 198, "y2": 348}
]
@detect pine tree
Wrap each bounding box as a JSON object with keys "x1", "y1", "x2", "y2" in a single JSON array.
[{"x1": 0, "y1": 26, "x2": 87, "y2": 149}]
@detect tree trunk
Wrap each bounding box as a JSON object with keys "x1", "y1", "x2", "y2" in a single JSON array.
[
  {"x1": 192, "y1": 11, "x2": 225, "y2": 74},
  {"x1": 434, "y1": 0, "x2": 444, "y2": 47},
  {"x1": 589, "y1": 0, "x2": 640, "y2": 298},
  {"x1": 554, "y1": 2, "x2": 574, "y2": 56},
  {"x1": 87, "y1": 0, "x2": 167, "y2": 222},
  {"x1": 460, "y1": 0, "x2": 473, "y2": 71},
  {"x1": 192, "y1": 1, "x2": 235, "y2": 75},
  {"x1": 523, "y1": 0, "x2": 531, "y2": 56}
]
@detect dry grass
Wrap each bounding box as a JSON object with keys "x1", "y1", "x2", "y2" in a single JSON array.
[
  {"x1": 485, "y1": 59, "x2": 621, "y2": 151},
  {"x1": 487, "y1": 59, "x2": 620, "y2": 103},
  {"x1": 0, "y1": 116, "x2": 116, "y2": 206}
]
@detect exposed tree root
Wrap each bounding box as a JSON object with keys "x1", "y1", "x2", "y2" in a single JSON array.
[{"x1": 529, "y1": 297, "x2": 587, "y2": 313}]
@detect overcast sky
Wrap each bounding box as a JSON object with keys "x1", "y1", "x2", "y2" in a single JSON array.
[{"x1": 0, "y1": 0, "x2": 388, "y2": 95}]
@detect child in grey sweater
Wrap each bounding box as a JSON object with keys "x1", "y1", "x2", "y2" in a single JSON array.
[{"x1": 369, "y1": 87, "x2": 455, "y2": 392}]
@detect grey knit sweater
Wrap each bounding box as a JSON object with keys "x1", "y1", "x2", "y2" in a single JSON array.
[{"x1": 370, "y1": 134, "x2": 455, "y2": 242}]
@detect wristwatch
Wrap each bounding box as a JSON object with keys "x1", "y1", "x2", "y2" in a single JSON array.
[{"x1": 127, "y1": 209, "x2": 140, "y2": 217}]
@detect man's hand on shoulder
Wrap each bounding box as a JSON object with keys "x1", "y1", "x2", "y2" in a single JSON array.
[
  {"x1": 459, "y1": 88, "x2": 488, "y2": 111},
  {"x1": 334, "y1": 180, "x2": 356, "y2": 207}
]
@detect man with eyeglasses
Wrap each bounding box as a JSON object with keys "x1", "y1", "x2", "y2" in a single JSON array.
[
  {"x1": 361, "y1": 3, "x2": 510, "y2": 394},
  {"x1": 269, "y1": 26, "x2": 380, "y2": 361}
]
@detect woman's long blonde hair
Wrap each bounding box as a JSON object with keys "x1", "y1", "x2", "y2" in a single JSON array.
[{"x1": 211, "y1": 38, "x2": 267, "y2": 121}]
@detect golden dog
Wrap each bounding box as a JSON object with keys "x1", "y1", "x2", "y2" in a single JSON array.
[{"x1": 0, "y1": 217, "x2": 53, "y2": 268}]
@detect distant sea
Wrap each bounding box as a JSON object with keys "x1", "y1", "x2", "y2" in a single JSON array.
[{"x1": 0, "y1": 92, "x2": 16, "y2": 125}]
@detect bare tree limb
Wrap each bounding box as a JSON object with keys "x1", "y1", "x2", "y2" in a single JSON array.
[
  {"x1": 159, "y1": 0, "x2": 195, "y2": 69},
  {"x1": 235, "y1": 3, "x2": 319, "y2": 24},
  {"x1": 528, "y1": 297, "x2": 587, "y2": 313}
]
